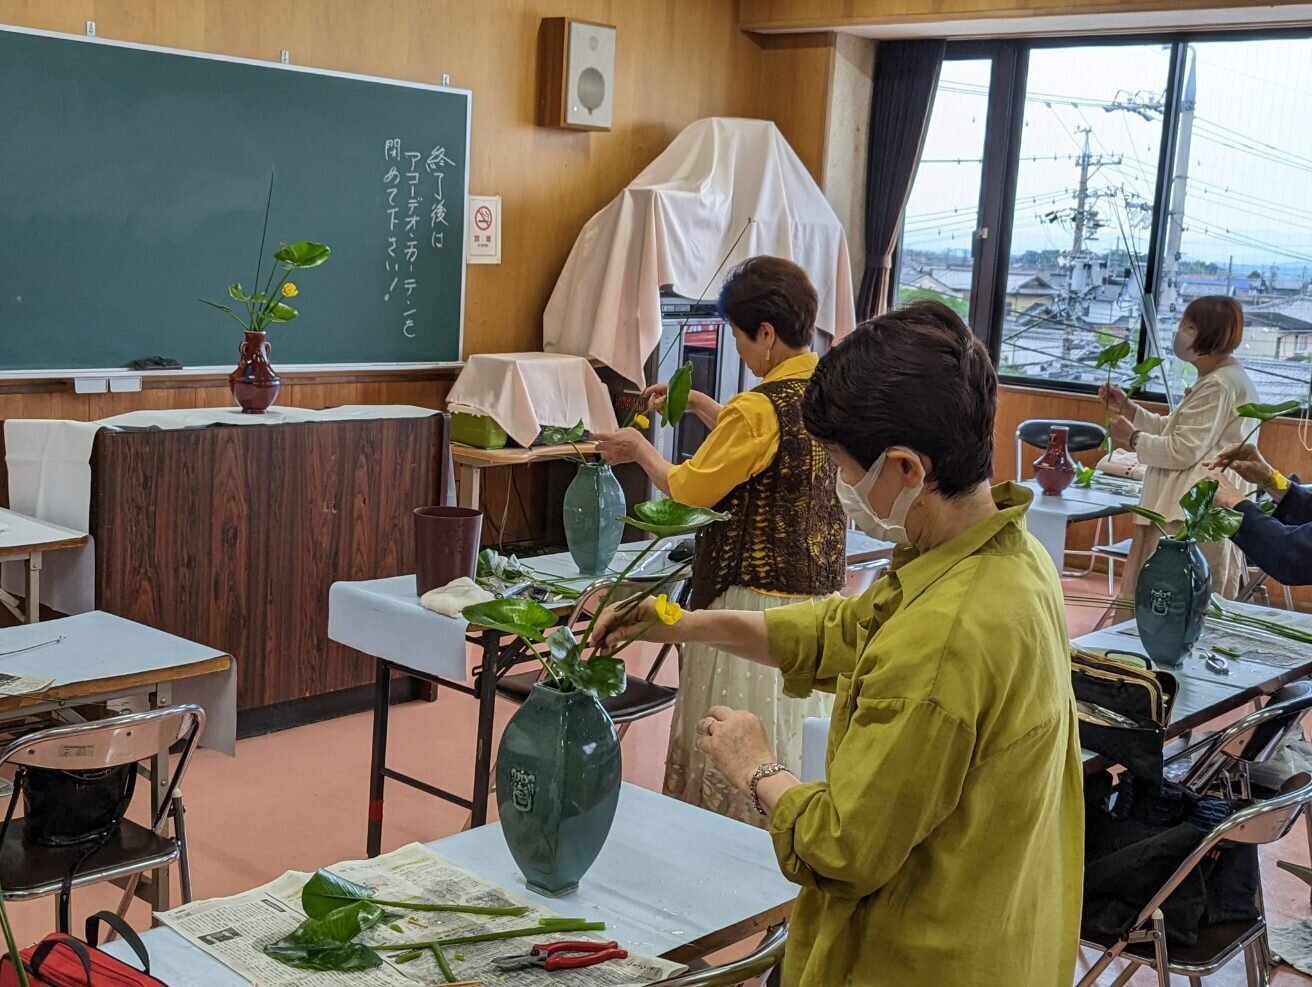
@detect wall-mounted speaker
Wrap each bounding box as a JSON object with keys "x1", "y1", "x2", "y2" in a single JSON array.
[{"x1": 537, "y1": 18, "x2": 615, "y2": 132}]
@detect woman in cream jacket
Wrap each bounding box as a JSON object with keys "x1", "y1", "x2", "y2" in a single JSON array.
[{"x1": 1101, "y1": 295, "x2": 1259, "y2": 599}]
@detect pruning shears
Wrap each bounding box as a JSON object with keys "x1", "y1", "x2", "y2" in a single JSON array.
[{"x1": 492, "y1": 940, "x2": 628, "y2": 971}]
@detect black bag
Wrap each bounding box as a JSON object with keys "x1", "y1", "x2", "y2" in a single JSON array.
[
  {"x1": 19, "y1": 765, "x2": 137, "y2": 847},
  {"x1": 1083, "y1": 771, "x2": 1261, "y2": 949},
  {"x1": 1072, "y1": 647, "x2": 1178, "y2": 785}
]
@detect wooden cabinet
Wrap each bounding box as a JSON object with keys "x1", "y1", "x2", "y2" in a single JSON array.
[{"x1": 89, "y1": 415, "x2": 449, "y2": 734}]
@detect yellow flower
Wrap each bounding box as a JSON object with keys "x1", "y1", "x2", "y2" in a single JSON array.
[
  {"x1": 633, "y1": 413, "x2": 650, "y2": 429},
  {"x1": 653, "y1": 593, "x2": 682, "y2": 625},
  {"x1": 281, "y1": 282, "x2": 299, "y2": 298}
]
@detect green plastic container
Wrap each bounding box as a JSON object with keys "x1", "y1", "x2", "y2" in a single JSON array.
[{"x1": 450, "y1": 411, "x2": 509, "y2": 450}]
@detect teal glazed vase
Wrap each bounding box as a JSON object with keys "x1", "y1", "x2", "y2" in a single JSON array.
[
  {"x1": 563, "y1": 462, "x2": 625, "y2": 575},
  {"x1": 496, "y1": 683, "x2": 622, "y2": 897},
  {"x1": 1135, "y1": 537, "x2": 1212, "y2": 666}
]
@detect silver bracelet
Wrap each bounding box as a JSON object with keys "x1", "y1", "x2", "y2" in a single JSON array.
[{"x1": 748, "y1": 761, "x2": 788, "y2": 816}]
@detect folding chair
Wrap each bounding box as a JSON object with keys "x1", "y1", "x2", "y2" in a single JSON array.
[
  {"x1": 496, "y1": 571, "x2": 689, "y2": 738},
  {"x1": 1078, "y1": 772, "x2": 1312, "y2": 987},
  {"x1": 647, "y1": 924, "x2": 787, "y2": 986},
  {"x1": 0, "y1": 704, "x2": 204, "y2": 933},
  {"x1": 1236, "y1": 563, "x2": 1295, "y2": 612}
]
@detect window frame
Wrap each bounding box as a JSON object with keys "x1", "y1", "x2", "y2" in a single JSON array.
[{"x1": 923, "y1": 26, "x2": 1312, "y2": 413}]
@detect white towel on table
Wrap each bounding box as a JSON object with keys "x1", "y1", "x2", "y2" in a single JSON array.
[{"x1": 420, "y1": 577, "x2": 494, "y2": 618}]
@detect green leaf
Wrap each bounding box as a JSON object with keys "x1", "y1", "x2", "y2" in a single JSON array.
[
  {"x1": 275, "y1": 241, "x2": 332, "y2": 268},
  {"x1": 283, "y1": 901, "x2": 384, "y2": 946},
  {"x1": 264, "y1": 941, "x2": 382, "y2": 972},
  {"x1": 1179, "y1": 479, "x2": 1219, "y2": 530},
  {"x1": 547, "y1": 625, "x2": 581, "y2": 664},
  {"x1": 1123, "y1": 356, "x2": 1163, "y2": 394},
  {"x1": 1121, "y1": 503, "x2": 1171, "y2": 535},
  {"x1": 624, "y1": 499, "x2": 730, "y2": 538},
  {"x1": 301, "y1": 869, "x2": 377, "y2": 920},
  {"x1": 267, "y1": 301, "x2": 298, "y2": 322},
  {"x1": 1094, "y1": 340, "x2": 1132, "y2": 370},
  {"x1": 1234, "y1": 399, "x2": 1302, "y2": 422},
  {"x1": 540, "y1": 420, "x2": 586, "y2": 446},
  {"x1": 228, "y1": 282, "x2": 247, "y2": 302},
  {"x1": 1189, "y1": 507, "x2": 1244, "y2": 543},
  {"x1": 564, "y1": 654, "x2": 626, "y2": 699},
  {"x1": 1260, "y1": 500, "x2": 1278, "y2": 515},
  {"x1": 661, "y1": 362, "x2": 694, "y2": 427},
  {"x1": 460, "y1": 598, "x2": 557, "y2": 641},
  {"x1": 1073, "y1": 464, "x2": 1096, "y2": 488}
]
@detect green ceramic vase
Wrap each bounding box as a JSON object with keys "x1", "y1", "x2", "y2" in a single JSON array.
[
  {"x1": 496, "y1": 683, "x2": 622, "y2": 897},
  {"x1": 1134, "y1": 537, "x2": 1212, "y2": 666},
  {"x1": 562, "y1": 462, "x2": 625, "y2": 575}
]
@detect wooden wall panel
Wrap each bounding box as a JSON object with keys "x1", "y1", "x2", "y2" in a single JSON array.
[
  {"x1": 996, "y1": 384, "x2": 1312, "y2": 608},
  {"x1": 749, "y1": 33, "x2": 836, "y2": 181},
  {"x1": 739, "y1": 0, "x2": 1312, "y2": 31}
]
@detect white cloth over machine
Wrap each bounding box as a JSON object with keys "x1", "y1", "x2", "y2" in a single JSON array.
[{"x1": 543, "y1": 117, "x2": 858, "y2": 388}]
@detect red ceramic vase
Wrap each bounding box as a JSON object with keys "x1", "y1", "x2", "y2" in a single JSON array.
[
  {"x1": 1033, "y1": 425, "x2": 1077, "y2": 495},
  {"x1": 229, "y1": 330, "x2": 281, "y2": 414}
]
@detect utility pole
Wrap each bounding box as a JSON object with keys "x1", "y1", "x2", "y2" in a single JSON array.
[
  {"x1": 1160, "y1": 46, "x2": 1197, "y2": 335},
  {"x1": 1062, "y1": 129, "x2": 1123, "y2": 359}
]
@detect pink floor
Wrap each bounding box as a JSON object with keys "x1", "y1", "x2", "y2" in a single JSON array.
[{"x1": 7, "y1": 574, "x2": 1311, "y2": 985}]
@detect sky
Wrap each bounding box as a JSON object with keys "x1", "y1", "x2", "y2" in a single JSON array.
[{"x1": 902, "y1": 37, "x2": 1312, "y2": 273}]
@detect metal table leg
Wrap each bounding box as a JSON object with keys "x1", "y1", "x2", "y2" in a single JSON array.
[
  {"x1": 148, "y1": 681, "x2": 173, "y2": 911},
  {"x1": 367, "y1": 659, "x2": 392, "y2": 857},
  {"x1": 470, "y1": 629, "x2": 501, "y2": 828},
  {"x1": 23, "y1": 552, "x2": 41, "y2": 623}
]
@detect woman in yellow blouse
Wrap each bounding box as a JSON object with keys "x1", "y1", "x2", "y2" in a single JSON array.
[
  {"x1": 595, "y1": 301, "x2": 1083, "y2": 986},
  {"x1": 592, "y1": 256, "x2": 846, "y2": 825}
]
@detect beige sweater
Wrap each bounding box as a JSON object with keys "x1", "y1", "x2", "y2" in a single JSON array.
[{"x1": 1133, "y1": 360, "x2": 1260, "y2": 523}]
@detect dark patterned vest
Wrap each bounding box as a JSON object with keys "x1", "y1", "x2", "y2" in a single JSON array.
[{"x1": 689, "y1": 377, "x2": 847, "y2": 610}]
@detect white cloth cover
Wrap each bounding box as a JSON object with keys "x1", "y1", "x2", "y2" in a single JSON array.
[
  {"x1": 419, "y1": 577, "x2": 494, "y2": 618},
  {"x1": 445, "y1": 352, "x2": 618, "y2": 448},
  {"x1": 327, "y1": 575, "x2": 471, "y2": 679},
  {"x1": 1096, "y1": 446, "x2": 1147, "y2": 481},
  {"x1": 543, "y1": 117, "x2": 858, "y2": 388},
  {"x1": 4, "y1": 406, "x2": 440, "y2": 615}
]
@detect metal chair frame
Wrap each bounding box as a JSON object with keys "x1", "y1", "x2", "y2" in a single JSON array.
[
  {"x1": 0, "y1": 704, "x2": 204, "y2": 933},
  {"x1": 647, "y1": 924, "x2": 787, "y2": 986},
  {"x1": 1078, "y1": 773, "x2": 1312, "y2": 987}
]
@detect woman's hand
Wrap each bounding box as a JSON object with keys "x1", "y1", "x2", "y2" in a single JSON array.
[
  {"x1": 1206, "y1": 443, "x2": 1276, "y2": 488},
  {"x1": 640, "y1": 382, "x2": 669, "y2": 412},
  {"x1": 592, "y1": 428, "x2": 649, "y2": 466},
  {"x1": 1206, "y1": 470, "x2": 1246, "y2": 510},
  {"x1": 1099, "y1": 382, "x2": 1134, "y2": 417},
  {"x1": 591, "y1": 599, "x2": 681, "y2": 650},
  {"x1": 695, "y1": 706, "x2": 776, "y2": 792},
  {"x1": 1109, "y1": 415, "x2": 1137, "y2": 450}
]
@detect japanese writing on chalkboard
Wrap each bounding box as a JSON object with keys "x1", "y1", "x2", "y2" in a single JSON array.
[{"x1": 382, "y1": 138, "x2": 460, "y2": 339}]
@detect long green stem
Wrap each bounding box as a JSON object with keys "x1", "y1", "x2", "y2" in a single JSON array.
[
  {"x1": 0, "y1": 887, "x2": 30, "y2": 987},
  {"x1": 252, "y1": 169, "x2": 275, "y2": 314},
  {"x1": 370, "y1": 899, "x2": 527, "y2": 917},
  {"x1": 579, "y1": 537, "x2": 666, "y2": 650},
  {"x1": 375, "y1": 920, "x2": 606, "y2": 952},
  {"x1": 432, "y1": 945, "x2": 457, "y2": 983}
]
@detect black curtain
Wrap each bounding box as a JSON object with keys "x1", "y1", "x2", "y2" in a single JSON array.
[{"x1": 856, "y1": 39, "x2": 947, "y2": 322}]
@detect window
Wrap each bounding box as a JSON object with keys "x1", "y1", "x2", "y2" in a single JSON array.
[
  {"x1": 893, "y1": 30, "x2": 1312, "y2": 412},
  {"x1": 998, "y1": 43, "x2": 1169, "y2": 385},
  {"x1": 894, "y1": 59, "x2": 991, "y2": 325},
  {"x1": 1152, "y1": 38, "x2": 1312, "y2": 406}
]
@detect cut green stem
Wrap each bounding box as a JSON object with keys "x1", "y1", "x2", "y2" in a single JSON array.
[
  {"x1": 375, "y1": 919, "x2": 606, "y2": 952},
  {"x1": 370, "y1": 899, "x2": 528, "y2": 917},
  {"x1": 433, "y1": 945, "x2": 457, "y2": 983}
]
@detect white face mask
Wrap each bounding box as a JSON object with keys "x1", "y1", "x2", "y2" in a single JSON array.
[
  {"x1": 1172, "y1": 327, "x2": 1198, "y2": 363},
  {"x1": 835, "y1": 449, "x2": 924, "y2": 545}
]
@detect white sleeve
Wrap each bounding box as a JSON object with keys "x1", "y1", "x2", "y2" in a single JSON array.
[{"x1": 1133, "y1": 377, "x2": 1233, "y2": 471}]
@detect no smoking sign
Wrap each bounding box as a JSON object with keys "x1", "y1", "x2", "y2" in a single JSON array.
[{"x1": 467, "y1": 195, "x2": 501, "y2": 264}]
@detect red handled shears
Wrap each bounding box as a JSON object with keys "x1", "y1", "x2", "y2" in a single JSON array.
[{"x1": 492, "y1": 939, "x2": 629, "y2": 971}]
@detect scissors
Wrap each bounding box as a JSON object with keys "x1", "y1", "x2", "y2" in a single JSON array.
[
  {"x1": 1203, "y1": 651, "x2": 1230, "y2": 676},
  {"x1": 492, "y1": 940, "x2": 628, "y2": 971}
]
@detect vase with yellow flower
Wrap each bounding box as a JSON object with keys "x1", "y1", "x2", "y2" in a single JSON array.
[
  {"x1": 200, "y1": 173, "x2": 331, "y2": 413},
  {"x1": 461, "y1": 499, "x2": 726, "y2": 896}
]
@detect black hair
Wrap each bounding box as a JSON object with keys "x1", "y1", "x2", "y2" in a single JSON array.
[
  {"x1": 716, "y1": 256, "x2": 818, "y2": 348},
  {"x1": 801, "y1": 300, "x2": 996, "y2": 497}
]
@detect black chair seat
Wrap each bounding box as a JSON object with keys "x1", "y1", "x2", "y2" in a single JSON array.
[
  {"x1": 0, "y1": 818, "x2": 177, "y2": 899},
  {"x1": 1018, "y1": 419, "x2": 1108, "y2": 454},
  {"x1": 1120, "y1": 920, "x2": 1265, "y2": 973},
  {"x1": 1092, "y1": 538, "x2": 1133, "y2": 559},
  {"x1": 498, "y1": 673, "x2": 677, "y2": 724}
]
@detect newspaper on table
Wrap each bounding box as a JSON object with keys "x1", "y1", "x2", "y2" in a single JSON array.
[
  {"x1": 0, "y1": 670, "x2": 55, "y2": 697},
  {"x1": 159, "y1": 842, "x2": 684, "y2": 986}
]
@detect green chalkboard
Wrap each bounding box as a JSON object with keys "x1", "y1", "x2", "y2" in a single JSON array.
[{"x1": 0, "y1": 26, "x2": 469, "y2": 371}]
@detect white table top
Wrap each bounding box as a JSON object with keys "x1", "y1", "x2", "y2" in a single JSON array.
[
  {"x1": 0, "y1": 611, "x2": 237, "y2": 752},
  {"x1": 1023, "y1": 479, "x2": 1138, "y2": 519},
  {"x1": 0, "y1": 506, "x2": 87, "y2": 555},
  {"x1": 107, "y1": 783, "x2": 797, "y2": 983}
]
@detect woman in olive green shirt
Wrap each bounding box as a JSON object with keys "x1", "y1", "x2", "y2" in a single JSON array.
[{"x1": 596, "y1": 301, "x2": 1084, "y2": 986}]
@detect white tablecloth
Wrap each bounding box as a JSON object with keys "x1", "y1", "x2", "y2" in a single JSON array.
[
  {"x1": 4, "y1": 406, "x2": 440, "y2": 614},
  {"x1": 328, "y1": 576, "x2": 471, "y2": 679},
  {"x1": 0, "y1": 611, "x2": 237, "y2": 754},
  {"x1": 446, "y1": 352, "x2": 618, "y2": 448}
]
